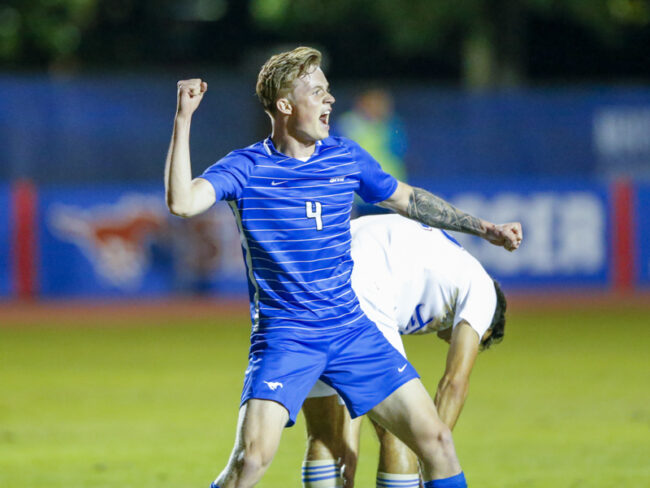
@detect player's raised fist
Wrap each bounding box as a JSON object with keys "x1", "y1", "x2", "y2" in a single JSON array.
[
  {"x1": 485, "y1": 222, "x2": 523, "y2": 252},
  {"x1": 176, "y1": 79, "x2": 208, "y2": 117}
]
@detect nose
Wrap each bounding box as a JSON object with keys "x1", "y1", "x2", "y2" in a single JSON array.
[{"x1": 326, "y1": 92, "x2": 335, "y2": 105}]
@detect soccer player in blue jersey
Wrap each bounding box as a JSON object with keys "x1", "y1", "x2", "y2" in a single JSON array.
[{"x1": 165, "y1": 46, "x2": 522, "y2": 488}]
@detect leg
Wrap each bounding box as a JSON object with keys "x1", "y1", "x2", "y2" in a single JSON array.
[
  {"x1": 302, "y1": 394, "x2": 362, "y2": 487},
  {"x1": 367, "y1": 379, "x2": 463, "y2": 483},
  {"x1": 213, "y1": 399, "x2": 289, "y2": 488},
  {"x1": 341, "y1": 417, "x2": 362, "y2": 486},
  {"x1": 371, "y1": 419, "x2": 419, "y2": 474},
  {"x1": 371, "y1": 419, "x2": 420, "y2": 488}
]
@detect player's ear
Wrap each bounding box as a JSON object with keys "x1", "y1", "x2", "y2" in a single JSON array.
[{"x1": 276, "y1": 97, "x2": 293, "y2": 115}]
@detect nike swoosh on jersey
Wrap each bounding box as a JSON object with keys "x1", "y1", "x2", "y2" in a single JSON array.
[
  {"x1": 271, "y1": 180, "x2": 287, "y2": 186},
  {"x1": 398, "y1": 364, "x2": 407, "y2": 373}
]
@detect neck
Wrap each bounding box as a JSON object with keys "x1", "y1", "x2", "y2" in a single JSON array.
[{"x1": 270, "y1": 119, "x2": 316, "y2": 161}]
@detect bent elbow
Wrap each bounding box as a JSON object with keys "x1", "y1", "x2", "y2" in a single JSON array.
[
  {"x1": 167, "y1": 199, "x2": 193, "y2": 218},
  {"x1": 169, "y1": 208, "x2": 191, "y2": 219}
]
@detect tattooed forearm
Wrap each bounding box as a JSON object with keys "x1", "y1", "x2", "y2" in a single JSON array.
[{"x1": 406, "y1": 187, "x2": 484, "y2": 236}]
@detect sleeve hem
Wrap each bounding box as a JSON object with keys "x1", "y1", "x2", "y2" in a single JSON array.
[
  {"x1": 196, "y1": 175, "x2": 222, "y2": 202},
  {"x1": 364, "y1": 177, "x2": 399, "y2": 205}
]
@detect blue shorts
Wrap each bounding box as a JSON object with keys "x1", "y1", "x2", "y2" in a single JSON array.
[{"x1": 240, "y1": 318, "x2": 419, "y2": 426}]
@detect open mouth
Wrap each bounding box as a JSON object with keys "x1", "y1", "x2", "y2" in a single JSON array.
[{"x1": 319, "y1": 111, "x2": 330, "y2": 127}]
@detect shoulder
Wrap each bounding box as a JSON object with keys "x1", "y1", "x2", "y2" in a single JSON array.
[
  {"x1": 229, "y1": 140, "x2": 270, "y2": 164},
  {"x1": 321, "y1": 135, "x2": 360, "y2": 152},
  {"x1": 206, "y1": 141, "x2": 268, "y2": 171},
  {"x1": 453, "y1": 263, "x2": 497, "y2": 336}
]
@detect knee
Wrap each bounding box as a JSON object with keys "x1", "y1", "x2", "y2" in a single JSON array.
[
  {"x1": 233, "y1": 444, "x2": 274, "y2": 479},
  {"x1": 433, "y1": 425, "x2": 454, "y2": 450},
  {"x1": 417, "y1": 424, "x2": 455, "y2": 456}
]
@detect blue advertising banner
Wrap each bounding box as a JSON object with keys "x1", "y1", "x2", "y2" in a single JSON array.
[
  {"x1": 33, "y1": 179, "x2": 618, "y2": 298},
  {"x1": 38, "y1": 184, "x2": 246, "y2": 298},
  {"x1": 0, "y1": 75, "x2": 260, "y2": 184},
  {"x1": 3, "y1": 76, "x2": 650, "y2": 184},
  {"x1": 636, "y1": 183, "x2": 650, "y2": 288},
  {"x1": 394, "y1": 87, "x2": 650, "y2": 180},
  {"x1": 0, "y1": 183, "x2": 11, "y2": 297},
  {"x1": 395, "y1": 179, "x2": 613, "y2": 289}
]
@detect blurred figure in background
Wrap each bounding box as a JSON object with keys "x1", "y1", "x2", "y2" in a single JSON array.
[{"x1": 338, "y1": 89, "x2": 408, "y2": 182}]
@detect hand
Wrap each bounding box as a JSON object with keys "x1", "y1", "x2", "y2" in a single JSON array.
[
  {"x1": 484, "y1": 222, "x2": 522, "y2": 251},
  {"x1": 176, "y1": 79, "x2": 208, "y2": 118}
]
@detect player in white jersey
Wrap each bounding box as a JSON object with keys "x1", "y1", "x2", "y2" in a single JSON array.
[{"x1": 302, "y1": 214, "x2": 507, "y2": 488}]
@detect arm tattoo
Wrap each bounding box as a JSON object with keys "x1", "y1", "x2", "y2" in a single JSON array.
[{"x1": 406, "y1": 187, "x2": 484, "y2": 236}]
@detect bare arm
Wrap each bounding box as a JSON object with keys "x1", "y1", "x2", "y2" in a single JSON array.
[
  {"x1": 380, "y1": 181, "x2": 523, "y2": 251},
  {"x1": 434, "y1": 321, "x2": 480, "y2": 430},
  {"x1": 165, "y1": 79, "x2": 216, "y2": 218}
]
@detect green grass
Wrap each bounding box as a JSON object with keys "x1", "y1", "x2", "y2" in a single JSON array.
[{"x1": 1, "y1": 304, "x2": 649, "y2": 487}]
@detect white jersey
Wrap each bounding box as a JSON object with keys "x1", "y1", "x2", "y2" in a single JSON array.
[
  {"x1": 307, "y1": 213, "x2": 496, "y2": 399},
  {"x1": 350, "y1": 214, "x2": 496, "y2": 340}
]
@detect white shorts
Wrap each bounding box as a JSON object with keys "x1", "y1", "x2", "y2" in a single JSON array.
[{"x1": 306, "y1": 319, "x2": 406, "y2": 399}]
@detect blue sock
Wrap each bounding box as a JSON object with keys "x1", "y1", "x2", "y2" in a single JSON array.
[
  {"x1": 209, "y1": 482, "x2": 220, "y2": 488},
  {"x1": 423, "y1": 471, "x2": 466, "y2": 488}
]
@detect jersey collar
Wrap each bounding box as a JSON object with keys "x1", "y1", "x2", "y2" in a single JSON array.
[{"x1": 263, "y1": 137, "x2": 324, "y2": 160}]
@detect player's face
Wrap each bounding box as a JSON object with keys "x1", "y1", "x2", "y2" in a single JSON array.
[{"x1": 287, "y1": 67, "x2": 335, "y2": 142}]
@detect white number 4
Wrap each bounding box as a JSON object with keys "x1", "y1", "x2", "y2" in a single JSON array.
[{"x1": 306, "y1": 201, "x2": 323, "y2": 230}]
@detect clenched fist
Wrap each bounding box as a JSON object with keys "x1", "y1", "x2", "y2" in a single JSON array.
[
  {"x1": 484, "y1": 222, "x2": 523, "y2": 252},
  {"x1": 176, "y1": 79, "x2": 208, "y2": 118}
]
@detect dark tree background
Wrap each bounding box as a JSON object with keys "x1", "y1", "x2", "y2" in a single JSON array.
[{"x1": 1, "y1": 0, "x2": 649, "y2": 85}]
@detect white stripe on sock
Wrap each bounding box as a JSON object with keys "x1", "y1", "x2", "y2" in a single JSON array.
[
  {"x1": 376, "y1": 471, "x2": 421, "y2": 488},
  {"x1": 302, "y1": 460, "x2": 343, "y2": 488}
]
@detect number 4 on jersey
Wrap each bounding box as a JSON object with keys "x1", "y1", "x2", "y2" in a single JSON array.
[{"x1": 306, "y1": 201, "x2": 323, "y2": 230}]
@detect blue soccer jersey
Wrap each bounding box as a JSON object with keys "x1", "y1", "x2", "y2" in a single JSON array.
[{"x1": 199, "y1": 136, "x2": 397, "y2": 333}]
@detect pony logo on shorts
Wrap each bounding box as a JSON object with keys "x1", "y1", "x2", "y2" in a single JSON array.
[{"x1": 263, "y1": 381, "x2": 284, "y2": 391}]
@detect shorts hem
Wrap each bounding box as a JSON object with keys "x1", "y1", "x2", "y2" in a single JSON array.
[
  {"x1": 239, "y1": 395, "x2": 296, "y2": 427},
  {"x1": 348, "y1": 372, "x2": 420, "y2": 419}
]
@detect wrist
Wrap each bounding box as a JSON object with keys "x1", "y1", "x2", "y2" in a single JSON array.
[
  {"x1": 478, "y1": 219, "x2": 493, "y2": 238},
  {"x1": 174, "y1": 113, "x2": 192, "y2": 128}
]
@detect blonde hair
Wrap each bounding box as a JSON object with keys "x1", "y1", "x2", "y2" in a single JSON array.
[{"x1": 256, "y1": 46, "x2": 322, "y2": 113}]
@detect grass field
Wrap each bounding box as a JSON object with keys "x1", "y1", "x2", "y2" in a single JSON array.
[{"x1": 1, "y1": 297, "x2": 649, "y2": 487}]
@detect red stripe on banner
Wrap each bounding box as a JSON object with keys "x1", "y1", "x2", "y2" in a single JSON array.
[
  {"x1": 11, "y1": 180, "x2": 38, "y2": 299},
  {"x1": 611, "y1": 180, "x2": 636, "y2": 291}
]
